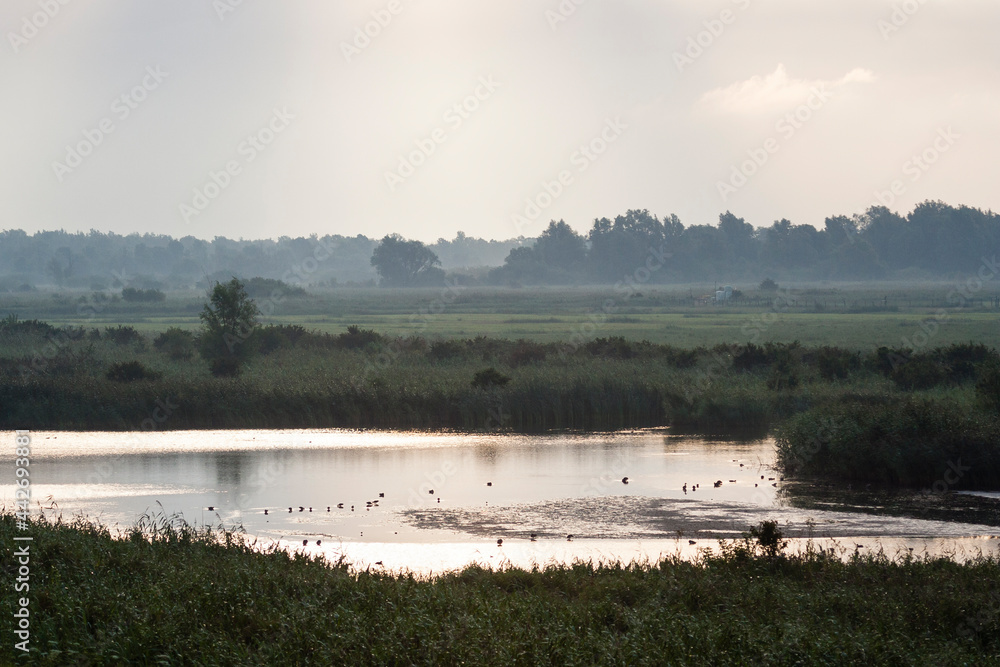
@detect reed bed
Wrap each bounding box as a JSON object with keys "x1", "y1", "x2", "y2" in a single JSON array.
[{"x1": 2, "y1": 511, "x2": 997, "y2": 665}]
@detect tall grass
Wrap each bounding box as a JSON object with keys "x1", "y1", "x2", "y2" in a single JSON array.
[{"x1": 2, "y1": 511, "x2": 997, "y2": 665}]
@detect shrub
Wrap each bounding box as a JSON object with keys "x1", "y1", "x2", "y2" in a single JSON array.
[
  {"x1": 976, "y1": 364, "x2": 1000, "y2": 410},
  {"x1": 759, "y1": 278, "x2": 778, "y2": 292},
  {"x1": 336, "y1": 325, "x2": 382, "y2": 350},
  {"x1": 243, "y1": 277, "x2": 306, "y2": 298},
  {"x1": 509, "y1": 340, "x2": 548, "y2": 366},
  {"x1": 891, "y1": 355, "x2": 947, "y2": 390},
  {"x1": 584, "y1": 337, "x2": 635, "y2": 360},
  {"x1": 471, "y1": 367, "x2": 511, "y2": 390},
  {"x1": 815, "y1": 346, "x2": 860, "y2": 381},
  {"x1": 104, "y1": 325, "x2": 145, "y2": 347},
  {"x1": 153, "y1": 328, "x2": 195, "y2": 360},
  {"x1": 106, "y1": 361, "x2": 161, "y2": 382},
  {"x1": 429, "y1": 339, "x2": 465, "y2": 361}
]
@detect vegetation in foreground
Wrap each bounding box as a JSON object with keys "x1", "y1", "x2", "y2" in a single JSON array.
[{"x1": 1, "y1": 512, "x2": 998, "y2": 666}]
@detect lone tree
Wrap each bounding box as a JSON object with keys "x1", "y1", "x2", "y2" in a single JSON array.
[
  {"x1": 370, "y1": 234, "x2": 445, "y2": 287},
  {"x1": 199, "y1": 278, "x2": 260, "y2": 376}
]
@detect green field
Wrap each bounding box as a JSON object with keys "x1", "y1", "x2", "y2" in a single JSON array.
[{"x1": 2, "y1": 283, "x2": 997, "y2": 349}]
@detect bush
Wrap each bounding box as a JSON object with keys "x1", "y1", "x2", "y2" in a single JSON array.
[
  {"x1": 891, "y1": 355, "x2": 947, "y2": 390},
  {"x1": 243, "y1": 277, "x2": 306, "y2": 298},
  {"x1": 509, "y1": 340, "x2": 548, "y2": 366},
  {"x1": 759, "y1": 278, "x2": 778, "y2": 292},
  {"x1": 776, "y1": 398, "x2": 1000, "y2": 488},
  {"x1": 584, "y1": 337, "x2": 635, "y2": 360},
  {"x1": 336, "y1": 325, "x2": 382, "y2": 350},
  {"x1": 471, "y1": 367, "x2": 510, "y2": 390},
  {"x1": 815, "y1": 346, "x2": 860, "y2": 381},
  {"x1": 153, "y1": 328, "x2": 195, "y2": 360},
  {"x1": 254, "y1": 325, "x2": 310, "y2": 355},
  {"x1": 104, "y1": 325, "x2": 145, "y2": 347},
  {"x1": 976, "y1": 364, "x2": 1000, "y2": 410},
  {"x1": 106, "y1": 361, "x2": 161, "y2": 382},
  {"x1": 429, "y1": 339, "x2": 466, "y2": 361}
]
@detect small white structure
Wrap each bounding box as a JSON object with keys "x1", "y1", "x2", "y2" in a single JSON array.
[{"x1": 716, "y1": 285, "x2": 734, "y2": 302}]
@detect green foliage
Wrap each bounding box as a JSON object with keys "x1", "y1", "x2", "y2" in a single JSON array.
[
  {"x1": 336, "y1": 325, "x2": 383, "y2": 350},
  {"x1": 106, "y1": 360, "x2": 161, "y2": 382},
  {"x1": 103, "y1": 325, "x2": 145, "y2": 347},
  {"x1": 815, "y1": 346, "x2": 860, "y2": 380},
  {"x1": 891, "y1": 354, "x2": 948, "y2": 390},
  {"x1": 776, "y1": 398, "x2": 1000, "y2": 488},
  {"x1": 3, "y1": 511, "x2": 998, "y2": 665},
  {"x1": 471, "y1": 367, "x2": 511, "y2": 390},
  {"x1": 976, "y1": 364, "x2": 1000, "y2": 411},
  {"x1": 243, "y1": 276, "x2": 306, "y2": 298},
  {"x1": 759, "y1": 277, "x2": 778, "y2": 292},
  {"x1": 370, "y1": 234, "x2": 445, "y2": 287},
  {"x1": 199, "y1": 278, "x2": 261, "y2": 377},
  {"x1": 153, "y1": 327, "x2": 195, "y2": 360}
]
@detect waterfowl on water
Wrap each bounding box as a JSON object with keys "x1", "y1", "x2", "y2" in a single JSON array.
[
  {"x1": 302, "y1": 540, "x2": 308, "y2": 546},
  {"x1": 497, "y1": 539, "x2": 503, "y2": 546},
  {"x1": 429, "y1": 489, "x2": 434, "y2": 494},
  {"x1": 487, "y1": 482, "x2": 492, "y2": 486},
  {"x1": 713, "y1": 480, "x2": 723, "y2": 488},
  {"x1": 337, "y1": 503, "x2": 344, "y2": 509},
  {"x1": 379, "y1": 492, "x2": 385, "y2": 497},
  {"x1": 622, "y1": 477, "x2": 629, "y2": 484},
  {"x1": 299, "y1": 506, "x2": 304, "y2": 512},
  {"x1": 689, "y1": 540, "x2": 696, "y2": 545},
  {"x1": 288, "y1": 507, "x2": 292, "y2": 513},
  {"x1": 530, "y1": 533, "x2": 537, "y2": 541},
  {"x1": 567, "y1": 534, "x2": 574, "y2": 541},
  {"x1": 207, "y1": 506, "x2": 214, "y2": 511},
  {"x1": 316, "y1": 540, "x2": 321, "y2": 546},
  {"x1": 264, "y1": 509, "x2": 268, "y2": 515}
]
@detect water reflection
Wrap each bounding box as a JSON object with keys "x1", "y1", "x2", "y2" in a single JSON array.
[{"x1": 2, "y1": 429, "x2": 997, "y2": 573}]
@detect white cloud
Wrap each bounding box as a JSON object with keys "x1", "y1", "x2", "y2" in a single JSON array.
[{"x1": 700, "y1": 64, "x2": 876, "y2": 114}]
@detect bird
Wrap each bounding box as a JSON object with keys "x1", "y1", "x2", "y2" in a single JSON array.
[
  {"x1": 379, "y1": 492, "x2": 385, "y2": 497},
  {"x1": 688, "y1": 540, "x2": 696, "y2": 545},
  {"x1": 530, "y1": 533, "x2": 538, "y2": 541},
  {"x1": 714, "y1": 480, "x2": 723, "y2": 488},
  {"x1": 567, "y1": 534, "x2": 574, "y2": 541},
  {"x1": 761, "y1": 476, "x2": 765, "y2": 480},
  {"x1": 302, "y1": 540, "x2": 308, "y2": 546},
  {"x1": 351, "y1": 505, "x2": 355, "y2": 511},
  {"x1": 428, "y1": 489, "x2": 434, "y2": 494},
  {"x1": 622, "y1": 477, "x2": 629, "y2": 484},
  {"x1": 288, "y1": 507, "x2": 292, "y2": 513},
  {"x1": 497, "y1": 538, "x2": 503, "y2": 546},
  {"x1": 264, "y1": 509, "x2": 268, "y2": 515},
  {"x1": 326, "y1": 506, "x2": 330, "y2": 512},
  {"x1": 207, "y1": 506, "x2": 214, "y2": 511},
  {"x1": 682, "y1": 483, "x2": 687, "y2": 493},
  {"x1": 337, "y1": 503, "x2": 344, "y2": 509},
  {"x1": 299, "y1": 506, "x2": 304, "y2": 512},
  {"x1": 729, "y1": 480, "x2": 736, "y2": 483},
  {"x1": 308, "y1": 507, "x2": 313, "y2": 512},
  {"x1": 316, "y1": 540, "x2": 322, "y2": 546},
  {"x1": 375, "y1": 561, "x2": 383, "y2": 566},
  {"x1": 487, "y1": 482, "x2": 492, "y2": 486}
]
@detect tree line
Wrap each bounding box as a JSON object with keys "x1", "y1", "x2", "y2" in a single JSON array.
[{"x1": 0, "y1": 200, "x2": 996, "y2": 290}]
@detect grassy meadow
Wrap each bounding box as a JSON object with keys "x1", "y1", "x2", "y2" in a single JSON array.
[
  {"x1": 2, "y1": 512, "x2": 998, "y2": 666},
  {"x1": 1, "y1": 282, "x2": 998, "y2": 347}
]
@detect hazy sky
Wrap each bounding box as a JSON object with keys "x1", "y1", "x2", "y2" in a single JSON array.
[{"x1": 3, "y1": 0, "x2": 998, "y2": 242}]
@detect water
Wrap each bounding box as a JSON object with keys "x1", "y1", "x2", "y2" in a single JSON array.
[{"x1": 4, "y1": 430, "x2": 998, "y2": 573}]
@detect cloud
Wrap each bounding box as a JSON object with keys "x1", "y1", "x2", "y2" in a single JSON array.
[{"x1": 700, "y1": 64, "x2": 876, "y2": 114}]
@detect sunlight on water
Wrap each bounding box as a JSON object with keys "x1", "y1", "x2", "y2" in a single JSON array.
[{"x1": 3, "y1": 429, "x2": 998, "y2": 573}]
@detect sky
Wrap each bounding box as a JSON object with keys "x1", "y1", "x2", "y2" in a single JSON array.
[{"x1": 2, "y1": 0, "x2": 998, "y2": 243}]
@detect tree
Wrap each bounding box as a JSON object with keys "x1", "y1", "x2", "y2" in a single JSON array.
[
  {"x1": 370, "y1": 234, "x2": 445, "y2": 287},
  {"x1": 199, "y1": 278, "x2": 261, "y2": 376}
]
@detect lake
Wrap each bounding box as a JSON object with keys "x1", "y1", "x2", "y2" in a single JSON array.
[{"x1": 4, "y1": 429, "x2": 999, "y2": 573}]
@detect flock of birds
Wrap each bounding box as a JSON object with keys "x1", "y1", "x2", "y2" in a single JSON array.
[{"x1": 205, "y1": 468, "x2": 785, "y2": 549}]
